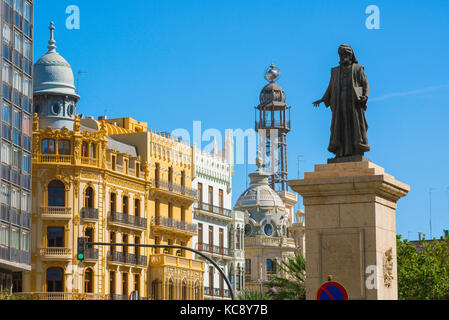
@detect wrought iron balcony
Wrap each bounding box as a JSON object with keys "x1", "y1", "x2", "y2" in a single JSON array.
[
  {"x1": 197, "y1": 243, "x2": 232, "y2": 257},
  {"x1": 81, "y1": 207, "x2": 99, "y2": 220},
  {"x1": 194, "y1": 202, "x2": 232, "y2": 218},
  {"x1": 255, "y1": 120, "x2": 290, "y2": 131},
  {"x1": 152, "y1": 179, "x2": 197, "y2": 199},
  {"x1": 85, "y1": 247, "x2": 99, "y2": 261},
  {"x1": 108, "y1": 211, "x2": 147, "y2": 230},
  {"x1": 151, "y1": 216, "x2": 197, "y2": 234},
  {"x1": 108, "y1": 250, "x2": 147, "y2": 267}
]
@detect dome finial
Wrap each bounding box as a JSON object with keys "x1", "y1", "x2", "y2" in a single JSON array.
[
  {"x1": 48, "y1": 21, "x2": 57, "y2": 52},
  {"x1": 264, "y1": 63, "x2": 280, "y2": 83}
]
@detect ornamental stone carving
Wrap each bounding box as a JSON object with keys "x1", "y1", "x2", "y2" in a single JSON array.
[{"x1": 383, "y1": 248, "x2": 394, "y2": 288}]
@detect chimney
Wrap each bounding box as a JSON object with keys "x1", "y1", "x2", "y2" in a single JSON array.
[{"x1": 98, "y1": 115, "x2": 108, "y2": 121}]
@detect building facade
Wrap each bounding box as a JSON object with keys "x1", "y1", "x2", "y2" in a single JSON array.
[
  {"x1": 0, "y1": 0, "x2": 33, "y2": 294},
  {"x1": 191, "y1": 136, "x2": 245, "y2": 300},
  {"x1": 17, "y1": 22, "x2": 204, "y2": 300},
  {"x1": 235, "y1": 161, "x2": 296, "y2": 293},
  {"x1": 101, "y1": 121, "x2": 205, "y2": 300}
]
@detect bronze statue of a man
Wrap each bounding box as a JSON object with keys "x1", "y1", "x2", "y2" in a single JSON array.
[{"x1": 313, "y1": 44, "x2": 370, "y2": 159}]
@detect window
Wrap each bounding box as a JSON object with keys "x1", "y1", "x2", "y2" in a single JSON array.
[
  {"x1": 110, "y1": 193, "x2": 116, "y2": 212},
  {"x1": 155, "y1": 199, "x2": 160, "y2": 218},
  {"x1": 168, "y1": 279, "x2": 174, "y2": 300},
  {"x1": 10, "y1": 227, "x2": 19, "y2": 249},
  {"x1": 168, "y1": 203, "x2": 173, "y2": 220},
  {"x1": 84, "y1": 268, "x2": 93, "y2": 293},
  {"x1": 122, "y1": 234, "x2": 128, "y2": 254},
  {"x1": 2, "y1": 103, "x2": 11, "y2": 123},
  {"x1": 111, "y1": 155, "x2": 116, "y2": 171},
  {"x1": 42, "y1": 139, "x2": 55, "y2": 155},
  {"x1": 13, "y1": 69, "x2": 22, "y2": 91},
  {"x1": 198, "y1": 183, "x2": 203, "y2": 205},
  {"x1": 198, "y1": 223, "x2": 203, "y2": 250},
  {"x1": 47, "y1": 268, "x2": 63, "y2": 292},
  {"x1": 85, "y1": 228, "x2": 93, "y2": 249},
  {"x1": 23, "y1": 40, "x2": 31, "y2": 59},
  {"x1": 182, "y1": 280, "x2": 187, "y2": 300},
  {"x1": 194, "y1": 281, "x2": 200, "y2": 300},
  {"x1": 0, "y1": 223, "x2": 9, "y2": 246},
  {"x1": 208, "y1": 186, "x2": 213, "y2": 206},
  {"x1": 181, "y1": 206, "x2": 185, "y2": 222},
  {"x1": 21, "y1": 231, "x2": 29, "y2": 252},
  {"x1": 208, "y1": 266, "x2": 214, "y2": 294},
  {"x1": 1, "y1": 144, "x2": 11, "y2": 164},
  {"x1": 122, "y1": 273, "x2": 128, "y2": 296},
  {"x1": 236, "y1": 227, "x2": 241, "y2": 250},
  {"x1": 122, "y1": 195, "x2": 128, "y2": 214},
  {"x1": 12, "y1": 108, "x2": 20, "y2": 128},
  {"x1": 124, "y1": 159, "x2": 128, "y2": 175},
  {"x1": 22, "y1": 114, "x2": 31, "y2": 136},
  {"x1": 0, "y1": 184, "x2": 10, "y2": 205},
  {"x1": 135, "y1": 237, "x2": 140, "y2": 256},
  {"x1": 155, "y1": 163, "x2": 160, "y2": 186},
  {"x1": 209, "y1": 226, "x2": 213, "y2": 252},
  {"x1": 12, "y1": 148, "x2": 20, "y2": 169},
  {"x1": 2, "y1": 63, "x2": 11, "y2": 84},
  {"x1": 110, "y1": 231, "x2": 116, "y2": 252},
  {"x1": 81, "y1": 142, "x2": 88, "y2": 157},
  {"x1": 84, "y1": 187, "x2": 93, "y2": 208},
  {"x1": 12, "y1": 272, "x2": 22, "y2": 293},
  {"x1": 266, "y1": 259, "x2": 276, "y2": 274},
  {"x1": 11, "y1": 187, "x2": 19, "y2": 209},
  {"x1": 47, "y1": 227, "x2": 64, "y2": 247},
  {"x1": 90, "y1": 143, "x2": 96, "y2": 158},
  {"x1": 3, "y1": 24, "x2": 11, "y2": 44},
  {"x1": 151, "y1": 279, "x2": 161, "y2": 300},
  {"x1": 48, "y1": 180, "x2": 65, "y2": 207},
  {"x1": 21, "y1": 192, "x2": 29, "y2": 212},
  {"x1": 219, "y1": 228, "x2": 224, "y2": 253},
  {"x1": 23, "y1": 77, "x2": 30, "y2": 97},
  {"x1": 109, "y1": 271, "x2": 116, "y2": 294},
  {"x1": 134, "y1": 199, "x2": 140, "y2": 217},
  {"x1": 219, "y1": 189, "x2": 224, "y2": 213},
  {"x1": 24, "y1": 2, "x2": 31, "y2": 21},
  {"x1": 181, "y1": 171, "x2": 185, "y2": 187},
  {"x1": 245, "y1": 259, "x2": 251, "y2": 275},
  {"x1": 168, "y1": 167, "x2": 173, "y2": 184},
  {"x1": 134, "y1": 274, "x2": 140, "y2": 296},
  {"x1": 58, "y1": 140, "x2": 70, "y2": 155}
]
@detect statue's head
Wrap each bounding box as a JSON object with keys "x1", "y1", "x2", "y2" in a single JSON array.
[{"x1": 338, "y1": 44, "x2": 358, "y2": 66}]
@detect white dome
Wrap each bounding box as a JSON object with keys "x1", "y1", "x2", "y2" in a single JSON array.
[
  {"x1": 234, "y1": 167, "x2": 285, "y2": 209},
  {"x1": 33, "y1": 22, "x2": 79, "y2": 99}
]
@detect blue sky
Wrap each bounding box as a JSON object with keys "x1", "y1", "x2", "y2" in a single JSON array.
[{"x1": 34, "y1": 0, "x2": 449, "y2": 240}]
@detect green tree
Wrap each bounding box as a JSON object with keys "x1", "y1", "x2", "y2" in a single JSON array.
[
  {"x1": 237, "y1": 290, "x2": 271, "y2": 300},
  {"x1": 264, "y1": 251, "x2": 306, "y2": 300},
  {"x1": 397, "y1": 234, "x2": 449, "y2": 300}
]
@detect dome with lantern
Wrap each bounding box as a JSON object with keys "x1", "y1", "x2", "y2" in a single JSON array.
[
  {"x1": 234, "y1": 157, "x2": 290, "y2": 238},
  {"x1": 259, "y1": 64, "x2": 286, "y2": 106},
  {"x1": 33, "y1": 22, "x2": 79, "y2": 130}
]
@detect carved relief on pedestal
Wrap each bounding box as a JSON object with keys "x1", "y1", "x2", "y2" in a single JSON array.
[{"x1": 383, "y1": 248, "x2": 394, "y2": 288}]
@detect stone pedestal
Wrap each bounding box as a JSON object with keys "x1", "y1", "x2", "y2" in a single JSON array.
[{"x1": 288, "y1": 161, "x2": 409, "y2": 300}]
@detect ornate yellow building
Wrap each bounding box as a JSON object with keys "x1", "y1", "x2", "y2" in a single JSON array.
[
  {"x1": 17, "y1": 23, "x2": 204, "y2": 300},
  {"x1": 101, "y1": 118, "x2": 204, "y2": 300}
]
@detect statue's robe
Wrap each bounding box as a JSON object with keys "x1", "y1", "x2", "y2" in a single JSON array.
[{"x1": 321, "y1": 63, "x2": 370, "y2": 157}]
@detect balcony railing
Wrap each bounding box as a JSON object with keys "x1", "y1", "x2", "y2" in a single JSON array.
[
  {"x1": 204, "y1": 287, "x2": 231, "y2": 298},
  {"x1": 40, "y1": 247, "x2": 71, "y2": 256},
  {"x1": 108, "y1": 251, "x2": 147, "y2": 267},
  {"x1": 194, "y1": 202, "x2": 232, "y2": 218},
  {"x1": 13, "y1": 292, "x2": 106, "y2": 300},
  {"x1": 108, "y1": 211, "x2": 147, "y2": 229},
  {"x1": 81, "y1": 157, "x2": 99, "y2": 166},
  {"x1": 81, "y1": 207, "x2": 99, "y2": 220},
  {"x1": 197, "y1": 243, "x2": 231, "y2": 256},
  {"x1": 255, "y1": 120, "x2": 290, "y2": 130},
  {"x1": 40, "y1": 206, "x2": 72, "y2": 217},
  {"x1": 34, "y1": 154, "x2": 73, "y2": 164},
  {"x1": 152, "y1": 179, "x2": 197, "y2": 199},
  {"x1": 151, "y1": 216, "x2": 197, "y2": 234},
  {"x1": 85, "y1": 248, "x2": 99, "y2": 260}
]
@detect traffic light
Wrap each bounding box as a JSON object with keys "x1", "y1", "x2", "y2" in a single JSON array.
[{"x1": 77, "y1": 237, "x2": 86, "y2": 261}]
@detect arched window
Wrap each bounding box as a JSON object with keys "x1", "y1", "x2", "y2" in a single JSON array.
[
  {"x1": 84, "y1": 268, "x2": 93, "y2": 293},
  {"x1": 181, "y1": 279, "x2": 187, "y2": 300},
  {"x1": 46, "y1": 267, "x2": 63, "y2": 292},
  {"x1": 151, "y1": 279, "x2": 161, "y2": 300},
  {"x1": 194, "y1": 281, "x2": 200, "y2": 300},
  {"x1": 48, "y1": 180, "x2": 65, "y2": 207},
  {"x1": 168, "y1": 279, "x2": 174, "y2": 300},
  {"x1": 85, "y1": 227, "x2": 93, "y2": 249},
  {"x1": 84, "y1": 187, "x2": 93, "y2": 208},
  {"x1": 81, "y1": 142, "x2": 88, "y2": 157}
]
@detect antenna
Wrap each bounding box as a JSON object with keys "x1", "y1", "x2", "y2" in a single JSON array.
[
  {"x1": 429, "y1": 188, "x2": 434, "y2": 239},
  {"x1": 76, "y1": 70, "x2": 88, "y2": 95}
]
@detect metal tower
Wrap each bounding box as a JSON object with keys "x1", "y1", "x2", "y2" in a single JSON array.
[{"x1": 255, "y1": 64, "x2": 291, "y2": 191}]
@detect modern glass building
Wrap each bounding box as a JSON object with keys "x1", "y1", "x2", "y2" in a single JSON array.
[{"x1": 0, "y1": 0, "x2": 33, "y2": 294}]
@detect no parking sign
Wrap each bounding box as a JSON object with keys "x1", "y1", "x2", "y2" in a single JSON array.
[{"x1": 316, "y1": 281, "x2": 348, "y2": 300}]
